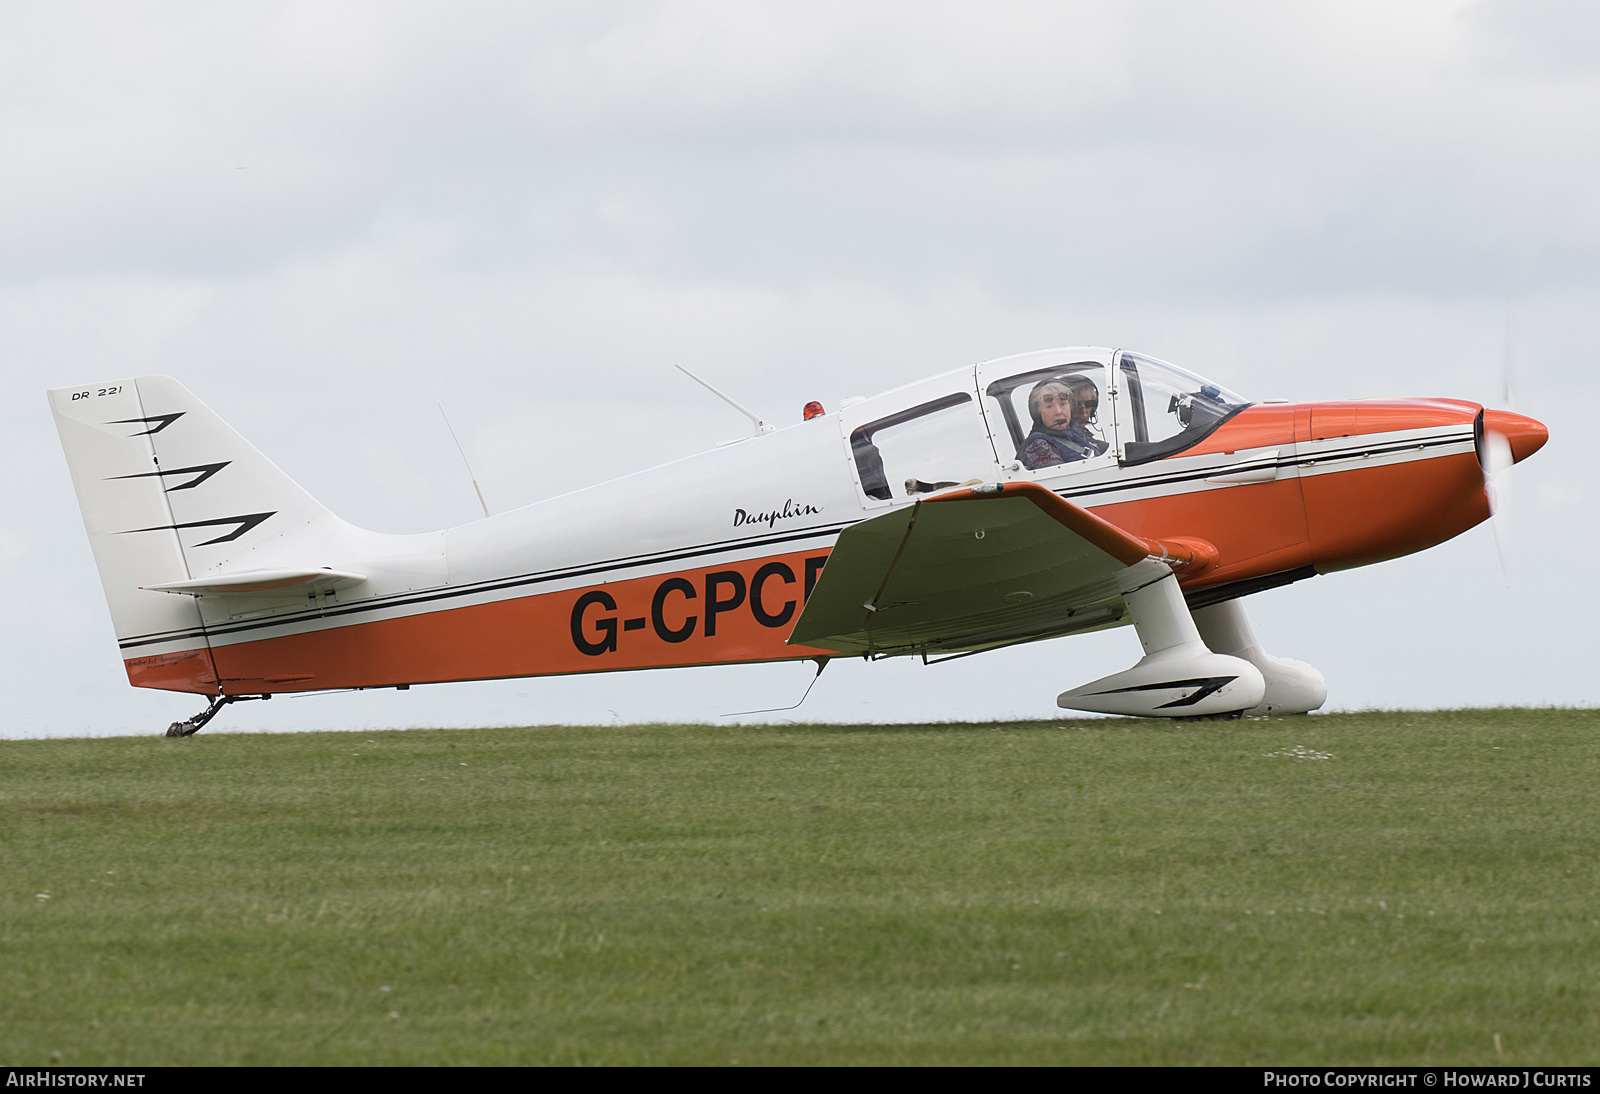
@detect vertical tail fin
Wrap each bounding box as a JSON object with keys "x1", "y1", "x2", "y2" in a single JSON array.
[{"x1": 49, "y1": 376, "x2": 340, "y2": 690}]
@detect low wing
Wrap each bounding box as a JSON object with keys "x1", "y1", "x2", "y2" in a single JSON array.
[{"x1": 790, "y1": 482, "x2": 1198, "y2": 658}]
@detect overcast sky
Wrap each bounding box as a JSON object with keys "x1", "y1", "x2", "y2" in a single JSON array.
[{"x1": 4, "y1": 1, "x2": 1596, "y2": 738}]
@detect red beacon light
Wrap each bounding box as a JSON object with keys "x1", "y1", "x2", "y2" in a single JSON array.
[{"x1": 803, "y1": 400, "x2": 825, "y2": 420}]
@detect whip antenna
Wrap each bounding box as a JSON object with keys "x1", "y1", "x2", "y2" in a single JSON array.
[
  {"x1": 439, "y1": 404, "x2": 490, "y2": 518},
  {"x1": 723, "y1": 658, "x2": 831, "y2": 717},
  {"x1": 675, "y1": 365, "x2": 776, "y2": 435}
]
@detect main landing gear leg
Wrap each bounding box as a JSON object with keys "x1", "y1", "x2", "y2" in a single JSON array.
[
  {"x1": 165, "y1": 694, "x2": 271, "y2": 737},
  {"x1": 1056, "y1": 560, "x2": 1267, "y2": 718},
  {"x1": 1191, "y1": 598, "x2": 1327, "y2": 715}
]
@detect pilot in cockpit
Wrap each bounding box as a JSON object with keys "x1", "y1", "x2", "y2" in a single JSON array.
[
  {"x1": 1019, "y1": 377, "x2": 1101, "y2": 469},
  {"x1": 1064, "y1": 374, "x2": 1110, "y2": 456}
]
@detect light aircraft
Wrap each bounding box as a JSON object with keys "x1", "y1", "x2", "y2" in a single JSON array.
[{"x1": 49, "y1": 349, "x2": 1547, "y2": 735}]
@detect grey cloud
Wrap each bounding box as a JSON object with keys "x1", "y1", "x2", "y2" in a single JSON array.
[
  {"x1": 6, "y1": 2, "x2": 1599, "y2": 305},
  {"x1": 1471, "y1": 0, "x2": 1600, "y2": 76}
]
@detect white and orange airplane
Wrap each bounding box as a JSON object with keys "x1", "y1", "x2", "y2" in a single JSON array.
[{"x1": 50, "y1": 348, "x2": 1547, "y2": 735}]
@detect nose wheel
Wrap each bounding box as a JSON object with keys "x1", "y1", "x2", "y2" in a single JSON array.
[{"x1": 165, "y1": 693, "x2": 271, "y2": 737}]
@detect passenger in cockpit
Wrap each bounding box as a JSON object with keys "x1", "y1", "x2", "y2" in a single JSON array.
[{"x1": 1020, "y1": 378, "x2": 1099, "y2": 469}]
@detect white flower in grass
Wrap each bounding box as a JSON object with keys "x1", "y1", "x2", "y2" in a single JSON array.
[{"x1": 1265, "y1": 746, "x2": 1334, "y2": 761}]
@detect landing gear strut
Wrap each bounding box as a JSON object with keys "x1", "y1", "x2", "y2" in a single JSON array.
[
  {"x1": 165, "y1": 694, "x2": 271, "y2": 737},
  {"x1": 1056, "y1": 560, "x2": 1267, "y2": 718}
]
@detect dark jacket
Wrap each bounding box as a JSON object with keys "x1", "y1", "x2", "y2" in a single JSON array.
[{"x1": 1019, "y1": 423, "x2": 1100, "y2": 469}]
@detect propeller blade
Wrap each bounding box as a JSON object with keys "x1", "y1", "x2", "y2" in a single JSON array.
[
  {"x1": 1482, "y1": 429, "x2": 1514, "y2": 575},
  {"x1": 1482, "y1": 430, "x2": 1513, "y2": 513}
]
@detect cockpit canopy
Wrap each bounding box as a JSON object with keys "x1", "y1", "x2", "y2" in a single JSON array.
[
  {"x1": 841, "y1": 348, "x2": 1252, "y2": 506},
  {"x1": 983, "y1": 350, "x2": 1249, "y2": 470}
]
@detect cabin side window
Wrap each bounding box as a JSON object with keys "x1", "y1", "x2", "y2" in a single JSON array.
[
  {"x1": 850, "y1": 393, "x2": 994, "y2": 501},
  {"x1": 983, "y1": 362, "x2": 1113, "y2": 471}
]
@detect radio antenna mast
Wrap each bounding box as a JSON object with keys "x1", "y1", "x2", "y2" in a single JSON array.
[
  {"x1": 439, "y1": 404, "x2": 491, "y2": 518},
  {"x1": 675, "y1": 365, "x2": 776, "y2": 435}
]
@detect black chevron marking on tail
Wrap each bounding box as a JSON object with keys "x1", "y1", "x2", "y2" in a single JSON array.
[
  {"x1": 108, "y1": 462, "x2": 230, "y2": 492},
  {"x1": 1089, "y1": 676, "x2": 1239, "y2": 709},
  {"x1": 117, "y1": 512, "x2": 275, "y2": 547},
  {"x1": 108, "y1": 413, "x2": 184, "y2": 436}
]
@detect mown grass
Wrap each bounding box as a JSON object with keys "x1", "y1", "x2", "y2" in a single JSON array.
[{"x1": 1, "y1": 709, "x2": 1597, "y2": 1065}]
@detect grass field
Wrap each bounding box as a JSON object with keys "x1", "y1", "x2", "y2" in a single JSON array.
[{"x1": 2, "y1": 709, "x2": 1597, "y2": 1065}]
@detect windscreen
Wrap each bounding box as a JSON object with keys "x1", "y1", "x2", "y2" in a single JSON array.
[{"x1": 1117, "y1": 352, "x2": 1249, "y2": 464}]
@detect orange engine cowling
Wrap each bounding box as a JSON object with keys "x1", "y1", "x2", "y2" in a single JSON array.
[
  {"x1": 1298, "y1": 400, "x2": 1545, "y2": 573},
  {"x1": 1482, "y1": 409, "x2": 1549, "y2": 465}
]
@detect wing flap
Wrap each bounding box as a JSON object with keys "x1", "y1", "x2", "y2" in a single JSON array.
[
  {"x1": 143, "y1": 568, "x2": 367, "y2": 596},
  {"x1": 790, "y1": 482, "x2": 1163, "y2": 657}
]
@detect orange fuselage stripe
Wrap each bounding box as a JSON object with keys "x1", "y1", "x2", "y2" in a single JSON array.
[{"x1": 130, "y1": 547, "x2": 836, "y2": 695}]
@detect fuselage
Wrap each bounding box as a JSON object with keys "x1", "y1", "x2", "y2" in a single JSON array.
[{"x1": 115, "y1": 348, "x2": 1547, "y2": 696}]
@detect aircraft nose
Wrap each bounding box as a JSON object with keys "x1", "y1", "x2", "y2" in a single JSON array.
[{"x1": 1482, "y1": 409, "x2": 1549, "y2": 464}]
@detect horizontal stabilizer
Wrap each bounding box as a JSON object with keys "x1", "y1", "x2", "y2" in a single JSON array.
[
  {"x1": 143, "y1": 568, "x2": 367, "y2": 596},
  {"x1": 790, "y1": 481, "x2": 1158, "y2": 658}
]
